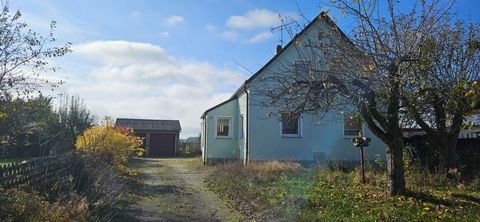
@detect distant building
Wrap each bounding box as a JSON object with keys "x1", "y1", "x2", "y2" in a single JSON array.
[
  {"x1": 115, "y1": 118, "x2": 181, "y2": 157},
  {"x1": 185, "y1": 136, "x2": 200, "y2": 144},
  {"x1": 180, "y1": 136, "x2": 201, "y2": 155}
]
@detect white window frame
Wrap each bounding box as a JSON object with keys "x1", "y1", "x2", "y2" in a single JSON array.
[
  {"x1": 215, "y1": 116, "x2": 233, "y2": 139},
  {"x1": 280, "y1": 113, "x2": 303, "y2": 138},
  {"x1": 343, "y1": 114, "x2": 362, "y2": 138}
]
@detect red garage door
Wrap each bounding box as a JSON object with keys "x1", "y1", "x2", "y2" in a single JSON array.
[{"x1": 149, "y1": 133, "x2": 176, "y2": 156}]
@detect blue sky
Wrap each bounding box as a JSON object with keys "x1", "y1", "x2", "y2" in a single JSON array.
[{"x1": 9, "y1": 0, "x2": 480, "y2": 137}]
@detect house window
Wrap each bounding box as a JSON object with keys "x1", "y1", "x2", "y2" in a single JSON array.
[
  {"x1": 294, "y1": 60, "x2": 311, "y2": 75},
  {"x1": 281, "y1": 113, "x2": 301, "y2": 136},
  {"x1": 216, "y1": 117, "x2": 232, "y2": 138},
  {"x1": 318, "y1": 31, "x2": 324, "y2": 47},
  {"x1": 344, "y1": 114, "x2": 361, "y2": 137}
]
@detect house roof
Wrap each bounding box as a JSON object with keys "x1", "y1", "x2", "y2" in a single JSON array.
[
  {"x1": 201, "y1": 11, "x2": 351, "y2": 119},
  {"x1": 231, "y1": 11, "x2": 352, "y2": 98},
  {"x1": 115, "y1": 118, "x2": 181, "y2": 131},
  {"x1": 200, "y1": 96, "x2": 237, "y2": 119}
]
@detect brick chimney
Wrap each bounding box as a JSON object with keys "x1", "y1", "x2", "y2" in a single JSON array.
[{"x1": 276, "y1": 44, "x2": 282, "y2": 54}]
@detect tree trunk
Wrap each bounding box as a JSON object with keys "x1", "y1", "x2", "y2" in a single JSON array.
[
  {"x1": 436, "y1": 135, "x2": 449, "y2": 172},
  {"x1": 386, "y1": 139, "x2": 406, "y2": 195},
  {"x1": 446, "y1": 134, "x2": 459, "y2": 170},
  {"x1": 385, "y1": 65, "x2": 405, "y2": 196}
]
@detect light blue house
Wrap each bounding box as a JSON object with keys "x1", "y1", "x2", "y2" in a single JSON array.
[{"x1": 200, "y1": 12, "x2": 386, "y2": 164}]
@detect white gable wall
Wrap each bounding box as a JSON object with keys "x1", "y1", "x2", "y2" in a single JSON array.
[
  {"x1": 202, "y1": 15, "x2": 387, "y2": 163},
  {"x1": 202, "y1": 98, "x2": 239, "y2": 162},
  {"x1": 246, "y1": 17, "x2": 386, "y2": 162}
]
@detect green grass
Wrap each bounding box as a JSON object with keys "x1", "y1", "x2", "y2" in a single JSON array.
[
  {"x1": 205, "y1": 162, "x2": 480, "y2": 221},
  {"x1": 300, "y1": 169, "x2": 480, "y2": 221}
]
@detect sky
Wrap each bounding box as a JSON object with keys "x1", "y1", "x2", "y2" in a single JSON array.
[{"x1": 8, "y1": 0, "x2": 480, "y2": 138}]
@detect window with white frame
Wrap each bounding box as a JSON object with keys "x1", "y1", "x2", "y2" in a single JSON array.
[
  {"x1": 216, "y1": 117, "x2": 232, "y2": 138},
  {"x1": 281, "y1": 113, "x2": 301, "y2": 136},
  {"x1": 344, "y1": 113, "x2": 361, "y2": 137}
]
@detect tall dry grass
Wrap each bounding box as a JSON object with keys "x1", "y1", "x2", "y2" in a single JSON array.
[{"x1": 206, "y1": 161, "x2": 304, "y2": 221}]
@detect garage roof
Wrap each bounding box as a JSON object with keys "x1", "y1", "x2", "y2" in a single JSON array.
[{"x1": 115, "y1": 118, "x2": 181, "y2": 131}]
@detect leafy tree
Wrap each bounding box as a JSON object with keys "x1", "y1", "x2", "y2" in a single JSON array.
[
  {"x1": 258, "y1": 0, "x2": 456, "y2": 195},
  {"x1": 405, "y1": 19, "x2": 480, "y2": 171},
  {"x1": 0, "y1": 96, "x2": 59, "y2": 157},
  {"x1": 57, "y1": 95, "x2": 96, "y2": 146},
  {"x1": 0, "y1": 1, "x2": 71, "y2": 157},
  {"x1": 0, "y1": 2, "x2": 71, "y2": 99}
]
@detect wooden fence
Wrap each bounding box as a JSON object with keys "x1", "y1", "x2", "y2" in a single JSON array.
[{"x1": 0, "y1": 155, "x2": 63, "y2": 189}]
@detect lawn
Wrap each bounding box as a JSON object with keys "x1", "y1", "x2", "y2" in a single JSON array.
[{"x1": 205, "y1": 162, "x2": 480, "y2": 221}]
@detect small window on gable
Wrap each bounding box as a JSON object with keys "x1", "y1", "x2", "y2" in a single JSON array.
[
  {"x1": 216, "y1": 117, "x2": 232, "y2": 138},
  {"x1": 294, "y1": 60, "x2": 311, "y2": 75},
  {"x1": 344, "y1": 114, "x2": 361, "y2": 137},
  {"x1": 318, "y1": 31, "x2": 324, "y2": 47},
  {"x1": 281, "y1": 113, "x2": 301, "y2": 136}
]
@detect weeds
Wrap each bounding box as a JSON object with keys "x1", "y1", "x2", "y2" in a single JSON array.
[
  {"x1": 0, "y1": 189, "x2": 88, "y2": 222},
  {"x1": 206, "y1": 161, "x2": 480, "y2": 221},
  {"x1": 206, "y1": 161, "x2": 309, "y2": 221}
]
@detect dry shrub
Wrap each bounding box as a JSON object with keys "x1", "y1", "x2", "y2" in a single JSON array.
[
  {"x1": 207, "y1": 161, "x2": 304, "y2": 220},
  {"x1": 67, "y1": 153, "x2": 127, "y2": 221},
  {"x1": 246, "y1": 161, "x2": 303, "y2": 182},
  {"x1": 0, "y1": 189, "x2": 88, "y2": 222},
  {"x1": 46, "y1": 153, "x2": 127, "y2": 221},
  {"x1": 248, "y1": 161, "x2": 303, "y2": 172}
]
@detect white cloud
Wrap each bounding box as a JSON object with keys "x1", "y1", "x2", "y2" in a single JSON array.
[
  {"x1": 66, "y1": 40, "x2": 244, "y2": 137},
  {"x1": 160, "y1": 32, "x2": 170, "y2": 38},
  {"x1": 248, "y1": 31, "x2": 274, "y2": 43},
  {"x1": 73, "y1": 40, "x2": 174, "y2": 65},
  {"x1": 221, "y1": 30, "x2": 239, "y2": 41},
  {"x1": 205, "y1": 24, "x2": 217, "y2": 32},
  {"x1": 166, "y1": 15, "x2": 185, "y2": 26},
  {"x1": 227, "y1": 9, "x2": 281, "y2": 29}
]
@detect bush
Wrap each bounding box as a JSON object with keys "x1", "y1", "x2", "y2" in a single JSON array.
[
  {"x1": 70, "y1": 154, "x2": 127, "y2": 221},
  {"x1": 48, "y1": 153, "x2": 128, "y2": 221},
  {"x1": 75, "y1": 122, "x2": 143, "y2": 172},
  {"x1": 0, "y1": 189, "x2": 88, "y2": 222}
]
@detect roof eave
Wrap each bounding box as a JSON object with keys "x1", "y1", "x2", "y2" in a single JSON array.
[{"x1": 200, "y1": 95, "x2": 238, "y2": 119}]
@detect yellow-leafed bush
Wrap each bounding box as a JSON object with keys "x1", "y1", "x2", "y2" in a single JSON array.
[
  {"x1": 0, "y1": 189, "x2": 88, "y2": 222},
  {"x1": 76, "y1": 122, "x2": 143, "y2": 172}
]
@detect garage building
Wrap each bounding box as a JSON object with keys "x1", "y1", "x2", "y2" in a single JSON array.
[{"x1": 115, "y1": 118, "x2": 181, "y2": 157}]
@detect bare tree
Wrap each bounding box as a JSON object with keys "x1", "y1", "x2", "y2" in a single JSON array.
[
  {"x1": 57, "y1": 95, "x2": 96, "y2": 146},
  {"x1": 257, "y1": 0, "x2": 456, "y2": 195},
  {"x1": 0, "y1": 2, "x2": 71, "y2": 100}
]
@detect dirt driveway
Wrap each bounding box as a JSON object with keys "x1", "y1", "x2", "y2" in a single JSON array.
[{"x1": 122, "y1": 158, "x2": 243, "y2": 222}]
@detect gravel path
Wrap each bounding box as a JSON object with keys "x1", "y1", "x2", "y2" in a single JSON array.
[{"x1": 124, "y1": 158, "x2": 243, "y2": 222}]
